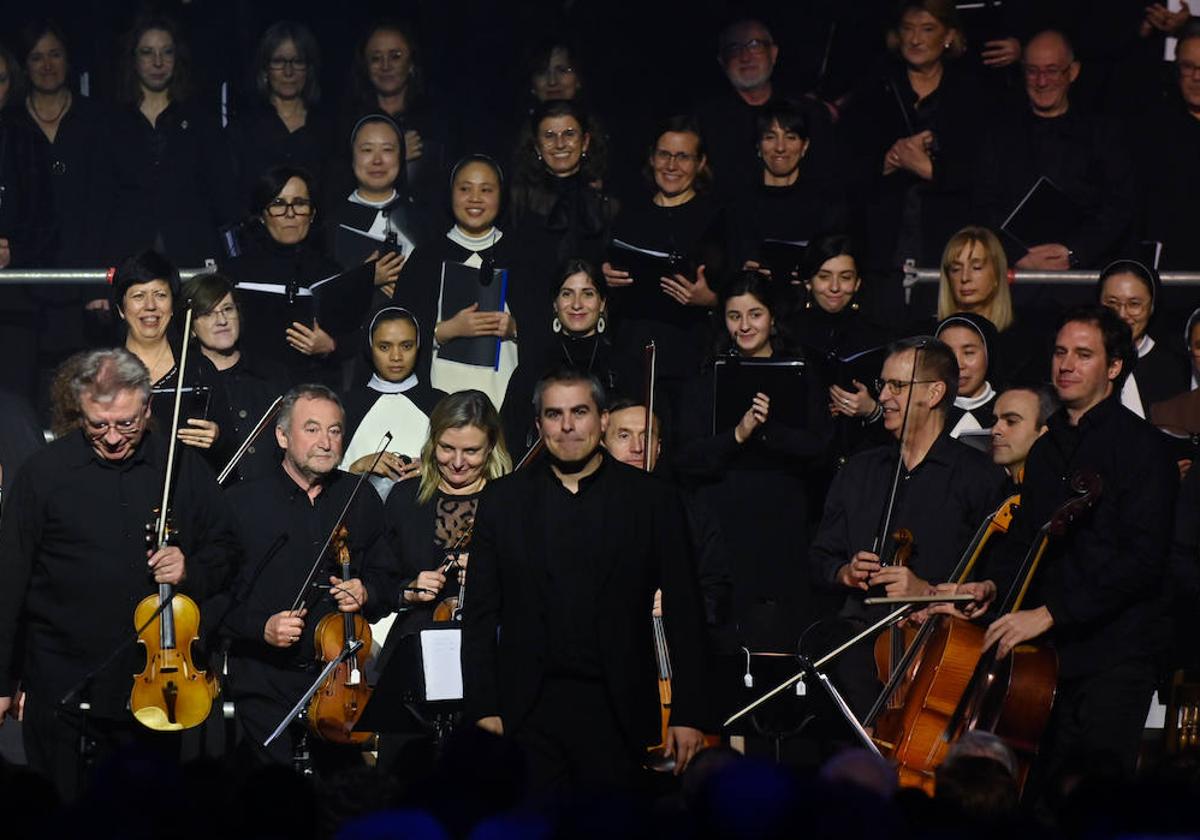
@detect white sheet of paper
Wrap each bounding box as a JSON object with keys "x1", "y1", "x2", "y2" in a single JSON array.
[{"x1": 420, "y1": 628, "x2": 463, "y2": 701}]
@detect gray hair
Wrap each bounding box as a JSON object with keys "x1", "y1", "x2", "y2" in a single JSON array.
[
  {"x1": 70, "y1": 348, "x2": 151, "y2": 406},
  {"x1": 276, "y1": 383, "x2": 344, "y2": 431},
  {"x1": 944, "y1": 730, "x2": 1018, "y2": 778}
]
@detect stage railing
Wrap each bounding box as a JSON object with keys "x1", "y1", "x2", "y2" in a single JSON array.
[
  {"x1": 903, "y1": 259, "x2": 1200, "y2": 289},
  {"x1": 0, "y1": 264, "x2": 214, "y2": 286}
]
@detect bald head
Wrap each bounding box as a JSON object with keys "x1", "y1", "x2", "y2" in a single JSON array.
[{"x1": 1023, "y1": 30, "x2": 1079, "y2": 118}]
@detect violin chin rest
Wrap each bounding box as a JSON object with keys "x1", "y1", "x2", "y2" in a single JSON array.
[{"x1": 133, "y1": 706, "x2": 185, "y2": 731}]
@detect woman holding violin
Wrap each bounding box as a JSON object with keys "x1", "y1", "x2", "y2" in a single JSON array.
[{"x1": 382, "y1": 390, "x2": 511, "y2": 637}]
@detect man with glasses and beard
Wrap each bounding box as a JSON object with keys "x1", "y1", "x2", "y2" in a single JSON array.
[
  {"x1": 0, "y1": 348, "x2": 236, "y2": 800},
  {"x1": 463, "y1": 368, "x2": 708, "y2": 793}
]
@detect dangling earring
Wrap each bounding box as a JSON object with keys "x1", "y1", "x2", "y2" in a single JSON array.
[
  {"x1": 552, "y1": 316, "x2": 562, "y2": 333},
  {"x1": 851, "y1": 301, "x2": 860, "y2": 311},
  {"x1": 597, "y1": 312, "x2": 606, "y2": 334},
  {"x1": 804, "y1": 299, "x2": 812, "y2": 310}
]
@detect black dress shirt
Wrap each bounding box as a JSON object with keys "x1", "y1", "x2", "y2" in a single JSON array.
[
  {"x1": 542, "y1": 460, "x2": 608, "y2": 677},
  {"x1": 215, "y1": 465, "x2": 399, "y2": 675},
  {"x1": 0, "y1": 430, "x2": 235, "y2": 716},
  {"x1": 982, "y1": 395, "x2": 1177, "y2": 678},
  {"x1": 811, "y1": 429, "x2": 1009, "y2": 624}
]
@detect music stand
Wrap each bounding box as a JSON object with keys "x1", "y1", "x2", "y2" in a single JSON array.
[{"x1": 357, "y1": 629, "x2": 461, "y2": 744}]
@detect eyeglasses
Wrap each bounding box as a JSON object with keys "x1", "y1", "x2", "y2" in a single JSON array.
[
  {"x1": 1101, "y1": 297, "x2": 1148, "y2": 317},
  {"x1": 84, "y1": 415, "x2": 145, "y2": 437},
  {"x1": 269, "y1": 56, "x2": 308, "y2": 71},
  {"x1": 1178, "y1": 60, "x2": 1200, "y2": 78},
  {"x1": 874, "y1": 378, "x2": 938, "y2": 395},
  {"x1": 265, "y1": 198, "x2": 313, "y2": 217},
  {"x1": 1022, "y1": 64, "x2": 1071, "y2": 81},
  {"x1": 653, "y1": 149, "x2": 699, "y2": 165},
  {"x1": 196, "y1": 303, "x2": 238, "y2": 322},
  {"x1": 721, "y1": 38, "x2": 773, "y2": 59}
]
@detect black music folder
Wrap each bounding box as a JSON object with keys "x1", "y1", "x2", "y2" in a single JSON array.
[
  {"x1": 334, "y1": 223, "x2": 407, "y2": 269},
  {"x1": 713, "y1": 358, "x2": 807, "y2": 434},
  {"x1": 149, "y1": 385, "x2": 211, "y2": 420},
  {"x1": 437, "y1": 261, "x2": 508, "y2": 368},
  {"x1": 608, "y1": 238, "x2": 694, "y2": 322},
  {"x1": 758, "y1": 238, "x2": 808, "y2": 283},
  {"x1": 234, "y1": 261, "x2": 375, "y2": 337},
  {"x1": 1000, "y1": 175, "x2": 1084, "y2": 252}
]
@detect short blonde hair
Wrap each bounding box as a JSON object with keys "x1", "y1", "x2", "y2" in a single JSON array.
[
  {"x1": 938, "y1": 226, "x2": 1013, "y2": 331},
  {"x1": 886, "y1": 0, "x2": 967, "y2": 60}
]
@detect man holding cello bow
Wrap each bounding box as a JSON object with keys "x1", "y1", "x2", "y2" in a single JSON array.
[
  {"x1": 810, "y1": 337, "x2": 1007, "y2": 718},
  {"x1": 0, "y1": 349, "x2": 237, "y2": 800},
  {"x1": 942, "y1": 307, "x2": 1177, "y2": 789},
  {"x1": 214, "y1": 384, "x2": 399, "y2": 767}
]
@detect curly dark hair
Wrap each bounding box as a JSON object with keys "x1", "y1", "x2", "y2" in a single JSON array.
[{"x1": 510, "y1": 99, "x2": 608, "y2": 218}]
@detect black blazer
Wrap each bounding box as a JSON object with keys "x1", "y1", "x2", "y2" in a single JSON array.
[{"x1": 461, "y1": 457, "x2": 708, "y2": 745}]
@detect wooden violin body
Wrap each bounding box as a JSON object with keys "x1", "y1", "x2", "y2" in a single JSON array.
[
  {"x1": 307, "y1": 612, "x2": 374, "y2": 745},
  {"x1": 129, "y1": 308, "x2": 217, "y2": 732},
  {"x1": 306, "y1": 526, "x2": 374, "y2": 745},
  {"x1": 131, "y1": 585, "x2": 218, "y2": 731}
]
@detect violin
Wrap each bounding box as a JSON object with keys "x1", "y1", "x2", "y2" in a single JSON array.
[
  {"x1": 131, "y1": 307, "x2": 218, "y2": 731},
  {"x1": 432, "y1": 520, "x2": 474, "y2": 623},
  {"x1": 306, "y1": 526, "x2": 374, "y2": 745}
]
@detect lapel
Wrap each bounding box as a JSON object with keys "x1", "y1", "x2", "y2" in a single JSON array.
[{"x1": 523, "y1": 468, "x2": 553, "y2": 603}]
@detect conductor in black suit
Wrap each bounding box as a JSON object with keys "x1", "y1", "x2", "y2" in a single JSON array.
[{"x1": 462, "y1": 367, "x2": 708, "y2": 792}]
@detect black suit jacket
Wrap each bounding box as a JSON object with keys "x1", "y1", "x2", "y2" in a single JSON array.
[{"x1": 462, "y1": 456, "x2": 708, "y2": 746}]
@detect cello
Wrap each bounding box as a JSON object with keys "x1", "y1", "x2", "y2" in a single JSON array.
[
  {"x1": 883, "y1": 473, "x2": 1100, "y2": 792},
  {"x1": 131, "y1": 306, "x2": 220, "y2": 731},
  {"x1": 307, "y1": 525, "x2": 374, "y2": 745},
  {"x1": 869, "y1": 495, "x2": 1019, "y2": 761}
]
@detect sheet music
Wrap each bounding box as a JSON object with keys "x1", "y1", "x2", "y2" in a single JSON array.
[{"x1": 420, "y1": 628, "x2": 463, "y2": 701}]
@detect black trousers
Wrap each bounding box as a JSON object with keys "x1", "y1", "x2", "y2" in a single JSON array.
[
  {"x1": 23, "y1": 692, "x2": 180, "y2": 802},
  {"x1": 1027, "y1": 658, "x2": 1156, "y2": 800},
  {"x1": 227, "y1": 657, "x2": 363, "y2": 773},
  {"x1": 514, "y1": 677, "x2": 645, "y2": 796}
]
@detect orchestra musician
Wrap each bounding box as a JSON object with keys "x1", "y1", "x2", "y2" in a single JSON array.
[
  {"x1": 951, "y1": 307, "x2": 1178, "y2": 787},
  {"x1": 462, "y1": 368, "x2": 708, "y2": 791},
  {"x1": 810, "y1": 337, "x2": 1007, "y2": 716},
  {"x1": 382, "y1": 389, "x2": 511, "y2": 636},
  {"x1": 0, "y1": 348, "x2": 236, "y2": 799},
  {"x1": 989, "y1": 385, "x2": 1056, "y2": 487},
  {"x1": 214, "y1": 384, "x2": 399, "y2": 767}
]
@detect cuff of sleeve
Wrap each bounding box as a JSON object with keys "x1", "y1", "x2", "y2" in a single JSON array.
[{"x1": 1041, "y1": 595, "x2": 1069, "y2": 628}]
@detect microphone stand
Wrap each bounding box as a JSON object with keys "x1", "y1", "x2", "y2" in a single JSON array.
[
  {"x1": 725, "y1": 594, "x2": 976, "y2": 755},
  {"x1": 57, "y1": 592, "x2": 181, "y2": 788}
]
